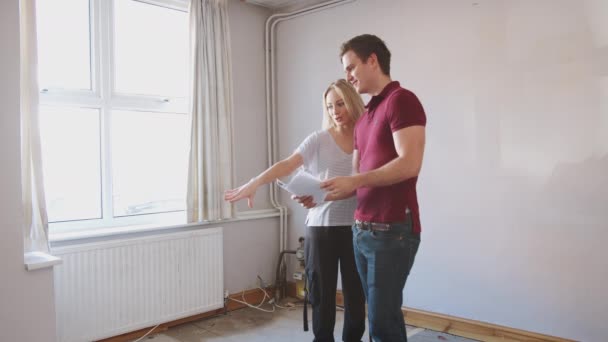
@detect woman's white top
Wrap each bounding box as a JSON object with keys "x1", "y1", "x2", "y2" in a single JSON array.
[{"x1": 294, "y1": 130, "x2": 357, "y2": 227}]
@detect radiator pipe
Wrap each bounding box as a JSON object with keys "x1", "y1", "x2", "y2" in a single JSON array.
[
  {"x1": 274, "y1": 249, "x2": 295, "y2": 302},
  {"x1": 263, "y1": 0, "x2": 356, "y2": 258}
]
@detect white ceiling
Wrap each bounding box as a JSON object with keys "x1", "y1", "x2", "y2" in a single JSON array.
[{"x1": 243, "y1": 0, "x2": 331, "y2": 10}]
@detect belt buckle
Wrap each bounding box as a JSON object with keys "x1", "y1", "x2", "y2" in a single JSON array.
[{"x1": 355, "y1": 220, "x2": 369, "y2": 230}]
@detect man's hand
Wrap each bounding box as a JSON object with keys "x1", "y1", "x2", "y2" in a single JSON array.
[
  {"x1": 321, "y1": 176, "x2": 359, "y2": 200},
  {"x1": 291, "y1": 195, "x2": 317, "y2": 209}
]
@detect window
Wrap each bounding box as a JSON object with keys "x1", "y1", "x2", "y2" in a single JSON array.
[{"x1": 37, "y1": 0, "x2": 190, "y2": 234}]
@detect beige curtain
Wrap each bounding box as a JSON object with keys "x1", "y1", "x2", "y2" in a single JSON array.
[
  {"x1": 20, "y1": 0, "x2": 50, "y2": 252},
  {"x1": 187, "y1": 0, "x2": 235, "y2": 222}
]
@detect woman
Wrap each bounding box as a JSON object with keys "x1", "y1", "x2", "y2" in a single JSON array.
[{"x1": 224, "y1": 79, "x2": 366, "y2": 342}]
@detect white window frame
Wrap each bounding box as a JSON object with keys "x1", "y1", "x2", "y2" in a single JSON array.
[{"x1": 40, "y1": 0, "x2": 191, "y2": 234}]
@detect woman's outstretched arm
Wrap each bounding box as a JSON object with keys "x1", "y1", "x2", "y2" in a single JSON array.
[{"x1": 224, "y1": 152, "x2": 303, "y2": 208}]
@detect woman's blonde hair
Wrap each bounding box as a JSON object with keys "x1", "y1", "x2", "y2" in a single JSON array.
[{"x1": 322, "y1": 79, "x2": 365, "y2": 129}]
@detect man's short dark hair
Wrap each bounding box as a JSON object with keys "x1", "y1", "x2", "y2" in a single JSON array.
[{"x1": 340, "y1": 34, "x2": 391, "y2": 76}]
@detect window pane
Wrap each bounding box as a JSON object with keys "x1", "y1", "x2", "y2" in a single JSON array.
[
  {"x1": 39, "y1": 107, "x2": 102, "y2": 222},
  {"x1": 111, "y1": 110, "x2": 189, "y2": 216},
  {"x1": 113, "y1": 0, "x2": 189, "y2": 97},
  {"x1": 36, "y1": 0, "x2": 91, "y2": 90}
]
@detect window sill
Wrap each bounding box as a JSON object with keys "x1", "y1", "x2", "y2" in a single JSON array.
[
  {"x1": 49, "y1": 209, "x2": 281, "y2": 244},
  {"x1": 24, "y1": 251, "x2": 63, "y2": 271}
]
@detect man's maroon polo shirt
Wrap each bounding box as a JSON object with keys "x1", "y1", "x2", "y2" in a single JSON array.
[{"x1": 354, "y1": 81, "x2": 426, "y2": 233}]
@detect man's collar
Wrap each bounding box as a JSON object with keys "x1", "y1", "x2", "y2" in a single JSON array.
[{"x1": 365, "y1": 81, "x2": 400, "y2": 109}]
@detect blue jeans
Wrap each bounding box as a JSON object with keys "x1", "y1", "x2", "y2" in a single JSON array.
[{"x1": 352, "y1": 219, "x2": 420, "y2": 342}]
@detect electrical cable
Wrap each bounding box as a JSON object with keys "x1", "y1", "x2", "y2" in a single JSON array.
[{"x1": 131, "y1": 323, "x2": 161, "y2": 342}]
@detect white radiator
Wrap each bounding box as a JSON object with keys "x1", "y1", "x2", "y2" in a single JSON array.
[{"x1": 52, "y1": 227, "x2": 224, "y2": 342}]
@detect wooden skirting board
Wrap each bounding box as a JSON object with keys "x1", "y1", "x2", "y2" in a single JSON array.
[{"x1": 336, "y1": 290, "x2": 575, "y2": 342}]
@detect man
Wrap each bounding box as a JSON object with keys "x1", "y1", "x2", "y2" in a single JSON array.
[{"x1": 322, "y1": 34, "x2": 427, "y2": 341}]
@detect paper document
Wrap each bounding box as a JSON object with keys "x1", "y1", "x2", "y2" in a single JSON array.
[{"x1": 276, "y1": 169, "x2": 327, "y2": 204}]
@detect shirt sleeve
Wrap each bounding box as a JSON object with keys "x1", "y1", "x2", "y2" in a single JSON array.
[
  {"x1": 387, "y1": 89, "x2": 426, "y2": 132},
  {"x1": 294, "y1": 131, "x2": 320, "y2": 169}
]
